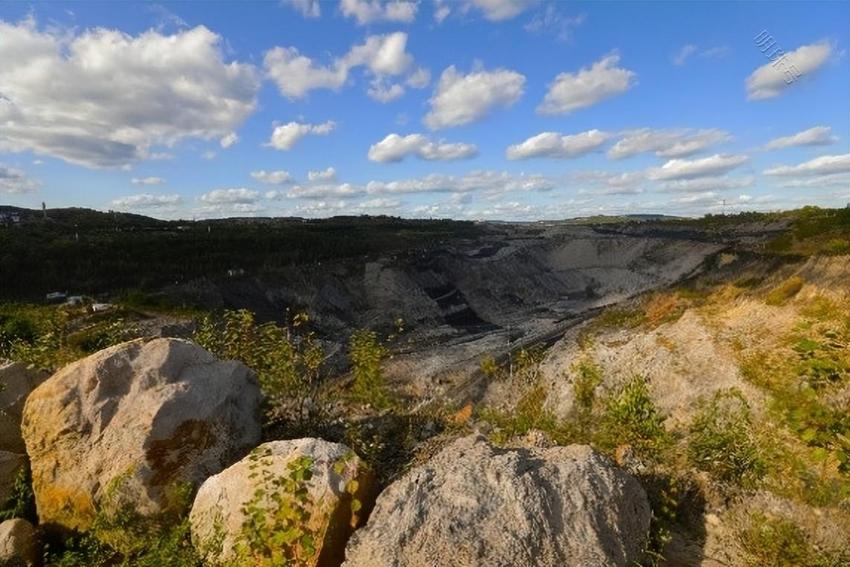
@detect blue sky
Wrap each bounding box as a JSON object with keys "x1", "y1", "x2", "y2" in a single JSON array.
[{"x1": 0, "y1": 0, "x2": 848, "y2": 220}]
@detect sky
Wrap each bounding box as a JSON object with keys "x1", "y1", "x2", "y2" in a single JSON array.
[{"x1": 0, "y1": 0, "x2": 848, "y2": 221}]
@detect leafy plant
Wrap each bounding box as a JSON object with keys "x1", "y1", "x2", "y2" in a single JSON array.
[
  {"x1": 687, "y1": 389, "x2": 766, "y2": 486},
  {"x1": 235, "y1": 449, "x2": 318, "y2": 566},
  {"x1": 0, "y1": 464, "x2": 36, "y2": 522},
  {"x1": 348, "y1": 329, "x2": 391, "y2": 409},
  {"x1": 599, "y1": 376, "x2": 670, "y2": 462}
]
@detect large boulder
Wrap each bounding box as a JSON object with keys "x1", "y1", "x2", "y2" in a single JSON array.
[
  {"x1": 344, "y1": 434, "x2": 650, "y2": 567},
  {"x1": 0, "y1": 362, "x2": 49, "y2": 453},
  {"x1": 21, "y1": 338, "x2": 262, "y2": 532},
  {"x1": 0, "y1": 518, "x2": 39, "y2": 567},
  {"x1": 190, "y1": 438, "x2": 374, "y2": 566}
]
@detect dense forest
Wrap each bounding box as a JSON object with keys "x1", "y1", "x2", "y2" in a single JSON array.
[{"x1": 0, "y1": 207, "x2": 484, "y2": 300}]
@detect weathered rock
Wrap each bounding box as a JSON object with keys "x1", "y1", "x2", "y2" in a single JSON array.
[
  {"x1": 0, "y1": 452, "x2": 27, "y2": 505},
  {"x1": 190, "y1": 438, "x2": 374, "y2": 566},
  {"x1": 0, "y1": 518, "x2": 39, "y2": 567},
  {"x1": 0, "y1": 362, "x2": 49, "y2": 453},
  {"x1": 21, "y1": 338, "x2": 261, "y2": 532},
  {"x1": 344, "y1": 434, "x2": 650, "y2": 567}
]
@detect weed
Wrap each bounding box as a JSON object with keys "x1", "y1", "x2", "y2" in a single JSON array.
[
  {"x1": 598, "y1": 376, "x2": 671, "y2": 462},
  {"x1": 348, "y1": 329, "x2": 392, "y2": 409},
  {"x1": 740, "y1": 512, "x2": 848, "y2": 567},
  {"x1": 687, "y1": 389, "x2": 766, "y2": 486},
  {"x1": 765, "y1": 276, "x2": 805, "y2": 306}
]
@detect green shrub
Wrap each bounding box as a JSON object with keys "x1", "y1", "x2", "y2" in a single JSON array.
[
  {"x1": 573, "y1": 359, "x2": 603, "y2": 414},
  {"x1": 0, "y1": 465, "x2": 36, "y2": 523},
  {"x1": 194, "y1": 309, "x2": 324, "y2": 422},
  {"x1": 480, "y1": 384, "x2": 573, "y2": 445},
  {"x1": 687, "y1": 389, "x2": 766, "y2": 486},
  {"x1": 348, "y1": 329, "x2": 391, "y2": 409},
  {"x1": 235, "y1": 449, "x2": 318, "y2": 566},
  {"x1": 599, "y1": 376, "x2": 670, "y2": 462},
  {"x1": 765, "y1": 276, "x2": 805, "y2": 306},
  {"x1": 740, "y1": 512, "x2": 848, "y2": 567}
]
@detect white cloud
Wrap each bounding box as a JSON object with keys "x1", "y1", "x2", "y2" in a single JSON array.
[
  {"x1": 251, "y1": 170, "x2": 293, "y2": 184},
  {"x1": 287, "y1": 183, "x2": 363, "y2": 199},
  {"x1": 220, "y1": 132, "x2": 239, "y2": 148},
  {"x1": 367, "y1": 78, "x2": 406, "y2": 102},
  {"x1": 340, "y1": 0, "x2": 418, "y2": 24},
  {"x1": 368, "y1": 133, "x2": 477, "y2": 162},
  {"x1": 764, "y1": 126, "x2": 837, "y2": 150},
  {"x1": 0, "y1": 165, "x2": 40, "y2": 194},
  {"x1": 366, "y1": 170, "x2": 554, "y2": 195},
  {"x1": 0, "y1": 20, "x2": 260, "y2": 168},
  {"x1": 433, "y1": 0, "x2": 451, "y2": 22},
  {"x1": 424, "y1": 65, "x2": 525, "y2": 129},
  {"x1": 763, "y1": 154, "x2": 850, "y2": 177},
  {"x1": 570, "y1": 170, "x2": 645, "y2": 195},
  {"x1": 672, "y1": 45, "x2": 698, "y2": 66},
  {"x1": 659, "y1": 176, "x2": 755, "y2": 193},
  {"x1": 537, "y1": 53, "x2": 636, "y2": 115},
  {"x1": 131, "y1": 176, "x2": 165, "y2": 185},
  {"x1": 266, "y1": 121, "x2": 335, "y2": 151},
  {"x1": 608, "y1": 128, "x2": 732, "y2": 159},
  {"x1": 283, "y1": 0, "x2": 321, "y2": 18},
  {"x1": 775, "y1": 173, "x2": 850, "y2": 189},
  {"x1": 264, "y1": 32, "x2": 415, "y2": 99},
  {"x1": 506, "y1": 129, "x2": 609, "y2": 160},
  {"x1": 111, "y1": 193, "x2": 182, "y2": 208},
  {"x1": 468, "y1": 0, "x2": 538, "y2": 21},
  {"x1": 308, "y1": 166, "x2": 337, "y2": 182},
  {"x1": 647, "y1": 154, "x2": 749, "y2": 180},
  {"x1": 406, "y1": 67, "x2": 431, "y2": 88},
  {"x1": 747, "y1": 41, "x2": 832, "y2": 100},
  {"x1": 200, "y1": 188, "x2": 260, "y2": 204},
  {"x1": 524, "y1": 7, "x2": 585, "y2": 42}
]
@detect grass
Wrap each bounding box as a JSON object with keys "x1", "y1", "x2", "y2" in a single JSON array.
[
  {"x1": 765, "y1": 276, "x2": 805, "y2": 306},
  {"x1": 740, "y1": 512, "x2": 849, "y2": 567}
]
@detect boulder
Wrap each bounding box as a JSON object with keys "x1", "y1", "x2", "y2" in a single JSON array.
[
  {"x1": 21, "y1": 338, "x2": 261, "y2": 532},
  {"x1": 0, "y1": 518, "x2": 39, "y2": 567},
  {"x1": 344, "y1": 434, "x2": 651, "y2": 567},
  {"x1": 190, "y1": 438, "x2": 374, "y2": 566},
  {"x1": 0, "y1": 362, "x2": 49, "y2": 453},
  {"x1": 0, "y1": 452, "x2": 27, "y2": 505}
]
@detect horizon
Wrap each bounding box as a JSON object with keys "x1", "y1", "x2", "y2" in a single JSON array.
[{"x1": 1, "y1": 1, "x2": 849, "y2": 221}]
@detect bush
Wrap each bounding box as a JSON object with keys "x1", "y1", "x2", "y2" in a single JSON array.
[
  {"x1": 599, "y1": 376, "x2": 670, "y2": 462},
  {"x1": 765, "y1": 276, "x2": 805, "y2": 306},
  {"x1": 687, "y1": 389, "x2": 766, "y2": 486},
  {"x1": 740, "y1": 512, "x2": 848, "y2": 567},
  {"x1": 348, "y1": 329, "x2": 391, "y2": 409}
]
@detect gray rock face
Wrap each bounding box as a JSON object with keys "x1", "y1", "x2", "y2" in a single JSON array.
[
  {"x1": 344, "y1": 434, "x2": 651, "y2": 567},
  {"x1": 21, "y1": 338, "x2": 262, "y2": 532},
  {"x1": 190, "y1": 438, "x2": 374, "y2": 567},
  {"x1": 0, "y1": 362, "x2": 49, "y2": 453},
  {"x1": 0, "y1": 518, "x2": 39, "y2": 567}
]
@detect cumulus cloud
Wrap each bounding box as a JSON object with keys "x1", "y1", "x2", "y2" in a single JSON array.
[
  {"x1": 764, "y1": 126, "x2": 837, "y2": 150},
  {"x1": 608, "y1": 128, "x2": 732, "y2": 159},
  {"x1": 368, "y1": 133, "x2": 478, "y2": 162},
  {"x1": 340, "y1": 0, "x2": 418, "y2": 24},
  {"x1": 537, "y1": 53, "x2": 636, "y2": 115},
  {"x1": 671, "y1": 44, "x2": 730, "y2": 66},
  {"x1": 424, "y1": 65, "x2": 525, "y2": 129},
  {"x1": 0, "y1": 20, "x2": 260, "y2": 168},
  {"x1": 251, "y1": 170, "x2": 293, "y2": 184},
  {"x1": 110, "y1": 193, "x2": 182, "y2": 208},
  {"x1": 0, "y1": 165, "x2": 40, "y2": 194},
  {"x1": 266, "y1": 121, "x2": 335, "y2": 151},
  {"x1": 308, "y1": 167, "x2": 337, "y2": 182},
  {"x1": 200, "y1": 188, "x2": 260, "y2": 204},
  {"x1": 658, "y1": 176, "x2": 756, "y2": 193},
  {"x1": 467, "y1": 0, "x2": 538, "y2": 21},
  {"x1": 131, "y1": 176, "x2": 166, "y2": 186},
  {"x1": 220, "y1": 132, "x2": 239, "y2": 148},
  {"x1": 282, "y1": 0, "x2": 321, "y2": 18},
  {"x1": 763, "y1": 154, "x2": 850, "y2": 177},
  {"x1": 571, "y1": 170, "x2": 645, "y2": 195},
  {"x1": 506, "y1": 129, "x2": 609, "y2": 160},
  {"x1": 286, "y1": 183, "x2": 363, "y2": 199},
  {"x1": 366, "y1": 170, "x2": 554, "y2": 195},
  {"x1": 264, "y1": 32, "x2": 416, "y2": 99},
  {"x1": 746, "y1": 41, "x2": 832, "y2": 100},
  {"x1": 647, "y1": 154, "x2": 749, "y2": 180}
]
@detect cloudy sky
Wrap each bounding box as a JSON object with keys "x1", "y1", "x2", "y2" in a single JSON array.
[{"x1": 0, "y1": 1, "x2": 848, "y2": 220}]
